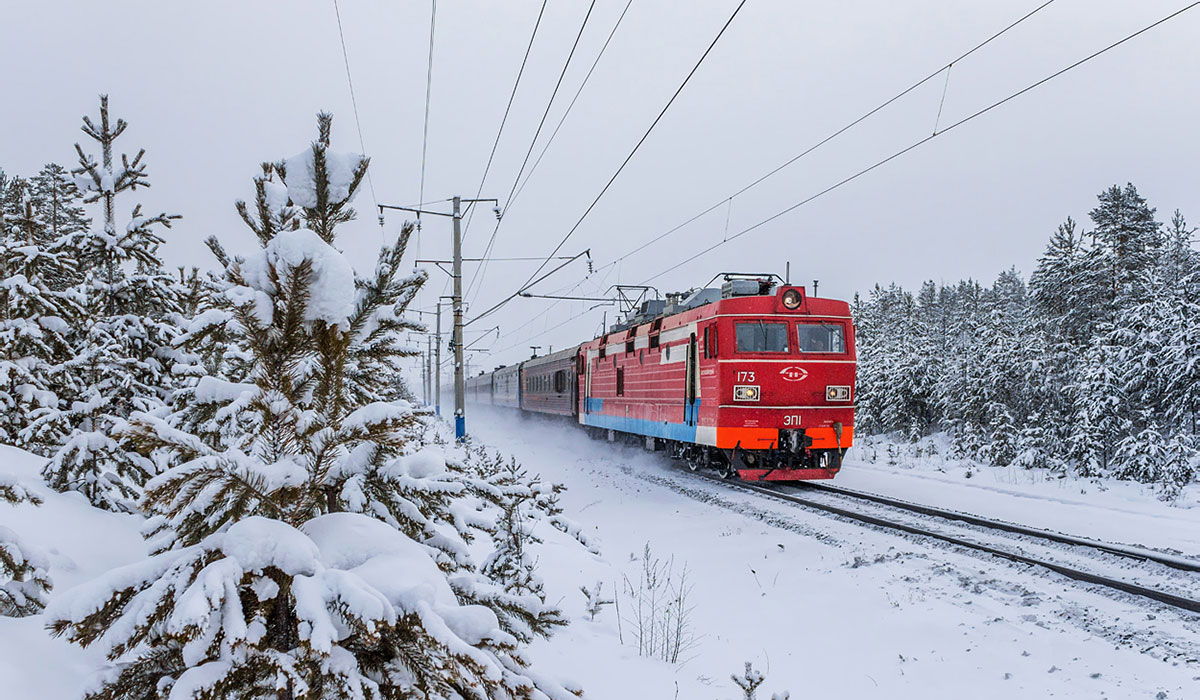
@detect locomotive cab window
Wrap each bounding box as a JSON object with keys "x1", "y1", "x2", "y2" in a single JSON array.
[
  {"x1": 796, "y1": 323, "x2": 845, "y2": 353},
  {"x1": 735, "y1": 321, "x2": 789, "y2": 353}
]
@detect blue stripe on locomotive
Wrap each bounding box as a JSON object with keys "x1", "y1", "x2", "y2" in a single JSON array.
[{"x1": 579, "y1": 401, "x2": 702, "y2": 443}]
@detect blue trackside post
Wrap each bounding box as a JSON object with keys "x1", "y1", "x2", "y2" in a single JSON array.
[{"x1": 455, "y1": 415, "x2": 465, "y2": 441}]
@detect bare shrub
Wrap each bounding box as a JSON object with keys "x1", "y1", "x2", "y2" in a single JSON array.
[{"x1": 620, "y1": 543, "x2": 698, "y2": 663}]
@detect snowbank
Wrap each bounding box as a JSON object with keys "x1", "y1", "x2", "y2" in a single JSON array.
[{"x1": 0, "y1": 445, "x2": 146, "y2": 699}]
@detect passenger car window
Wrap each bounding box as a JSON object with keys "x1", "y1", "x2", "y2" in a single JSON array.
[
  {"x1": 735, "y1": 321, "x2": 789, "y2": 353},
  {"x1": 796, "y1": 323, "x2": 845, "y2": 353}
]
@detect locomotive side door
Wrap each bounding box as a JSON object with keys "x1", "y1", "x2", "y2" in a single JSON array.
[
  {"x1": 584, "y1": 354, "x2": 593, "y2": 414},
  {"x1": 685, "y1": 333, "x2": 698, "y2": 426}
]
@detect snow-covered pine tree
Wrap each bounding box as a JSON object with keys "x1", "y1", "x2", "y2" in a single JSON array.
[
  {"x1": 1088, "y1": 183, "x2": 1161, "y2": 320},
  {"x1": 1157, "y1": 432, "x2": 1198, "y2": 502},
  {"x1": 34, "y1": 95, "x2": 181, "y2": 511},
  {"x1": 1013, "y1": 412, "x2": 1051, "y2": 471},
  {"x1": 51, "y1": 114, "x2": 580, "y2": 700},
  {"x1": 1030, "y1": 217, "x2": 1098, "y2": 345},
  {"x1": 0, "y1": 175, "x2": 83, "y2": 453},
  {"x1": 1067, "y1": 336, "x2": 1128, "y2": 478},
  {"x1": 579, "y1": 581, "x2": 612, "y2": 621},
  {"x1": 0, "y1": 473, "x2": 52, "y2": 617},
  {"x1": 1158, "y1": 211, "x2": 1200, "y2": 436},
  {"x1": 30, "y1": 162, "x2": 89, "y2": 291},
  {"x1": 731, "y1": 661, "x2": 764, "y2": 699},
  {"x1": 458, "y1": 442, "x2": 597, "y2": 642}
]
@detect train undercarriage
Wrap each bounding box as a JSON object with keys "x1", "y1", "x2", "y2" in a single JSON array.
[{"x1": 586, "y1": 426, "x2": 843, "y2": 481}]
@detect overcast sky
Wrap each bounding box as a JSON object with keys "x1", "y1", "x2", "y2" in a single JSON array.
[{"x1": 3, "y1": 0, "x2": 1199, "y2": 377}]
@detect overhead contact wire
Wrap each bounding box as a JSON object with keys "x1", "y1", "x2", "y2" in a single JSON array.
[
  {"x1": 332, "y1": 0, "x2": 378, "y2": 208},
  {"x1": 470, "y1": 0, "x2": 751, "y2": 327},
  {"x1": 508, "y1": 0, "x2": 635, "y2": 209},
  {"x1": 468, "y1": 0, "x2": 599, "y2": 304},
  {"x1": 461, "y1": 0, "x2": 549, "y2": 247},
  {"x1": 418, "y1": 0, "x2": 437, "y2": 253},
  {"x1": 641, "y1": 1, "x2": 1200, "y2": 285},
  {"x1": 599, "y1": 0, "x2": 1060, "y2": 273}
]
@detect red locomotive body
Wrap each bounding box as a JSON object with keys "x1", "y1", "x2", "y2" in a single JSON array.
[
  {"x1": 465, "y1": 278, "x2": 856, "y2": 481},
  {"x1": 577, "y1": 284, "x2": 854, "y2": 480}
]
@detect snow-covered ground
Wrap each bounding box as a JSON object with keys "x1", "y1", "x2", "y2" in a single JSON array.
[
  {"x1": 0, "y1": 445, "x2": 146, "y2": 699},
  {"x1": 3, "y1": 418, "x2": 1198, "y2": 699},
  {"x1": 466, "y1": 410, "x2": 1198, "y2": 700}
]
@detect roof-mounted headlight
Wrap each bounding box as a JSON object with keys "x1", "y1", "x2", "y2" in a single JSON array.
[{"x1": 782, "y1": 288, "x2": 803, "y2": 310}]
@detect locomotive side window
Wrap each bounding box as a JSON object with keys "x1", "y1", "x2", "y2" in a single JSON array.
[
  {"x1": 703, "y1": 324, "x2": 718, "y2": 358},
  {"x1": 735, "y1": 321, "x2": 789, "y2": 353},
  {"x1": 796, "y1": 323, "x2": 845, "y2": 353}
]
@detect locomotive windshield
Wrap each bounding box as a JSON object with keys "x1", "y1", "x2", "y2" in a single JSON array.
[
  {"x1": 796, "y1": 323, "x2": 845, "y2": 353},
  {"x1": 735, "y1": 321, "x2": 790, "y2": 353}
]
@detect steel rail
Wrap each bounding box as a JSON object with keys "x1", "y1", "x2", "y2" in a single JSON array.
[
  {"x1": 802, "y1": 482, "x2": 1200, "y2": 573},
  {"x1": 687, "y1": 470, "x2": 1200, "y2": 614}
]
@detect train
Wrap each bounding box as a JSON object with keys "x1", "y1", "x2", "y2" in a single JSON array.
[{"x1": 466, "y1": 275, "x2": 856, "y2": 481}]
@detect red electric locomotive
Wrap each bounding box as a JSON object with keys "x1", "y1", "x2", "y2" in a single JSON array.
[{"x1": 465, "y1": 274, "x2": 856, "y2": 481}]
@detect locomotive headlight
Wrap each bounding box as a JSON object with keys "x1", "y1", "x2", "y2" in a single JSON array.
[
  {"x1": 781, "y1": 288, "x2": 803, "y2": 310},
  {"x1": 826, "y1": 385, "x2": 851, "y2": 401},
  {"x1": 734, "y1": 385, "x2": 760, "y2": 402}
]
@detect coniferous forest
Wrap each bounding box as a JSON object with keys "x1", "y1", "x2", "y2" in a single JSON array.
[
  {"x1": 853, "y1": 184, "x2": 1200, "y2": 500},
  {"x1": 1, "y1": 97, "x2": 588, "y2": 698}
]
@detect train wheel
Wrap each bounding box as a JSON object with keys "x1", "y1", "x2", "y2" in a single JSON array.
[
  {"x1": 715, "y1": 451, "x2": 738, "y2": 479},
  {"x1": 816, "y1": 449, "x2": 843, "y2": 471}
]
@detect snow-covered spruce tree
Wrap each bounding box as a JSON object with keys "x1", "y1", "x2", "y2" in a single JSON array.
[
  {"x1": 0, "y1": 175, "x2": 83, "y2": 453},
  {"x1": 0, "y1": 473, "x2": 52, "y2": 617},
  {"x1": 50, "y1": 114, "x2": 580, "y2": 700},
  {"x1": 33, "y1": 95, "x2": 181, "y2": 511},
  {"x1": 1088, "y1": 183, "x2": 1162, "y2": 316},
  {"x1": 459, "y1": 441, "x2": 599, "y2": 642},
  {"x1": 729, "y1": 661, "x2": 788, "y2": 700},
  {"x1": 31, "y1": 162, "x2": 90, "y2": 291}
]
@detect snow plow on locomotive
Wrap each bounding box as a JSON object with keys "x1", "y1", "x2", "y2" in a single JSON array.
[{"x1": 465, "y1": 275, "x2": 855, "y2": 481}]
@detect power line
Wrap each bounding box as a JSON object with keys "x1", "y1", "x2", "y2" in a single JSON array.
[
  {"x1": 467, "y1": 0, "x2": 599, "y2": 304},
  {"x1": 331, "y1": 0, "x2": 378, "y2": 208},
  {"x1": 597, "y1": 0, "x2": 1059, "y2": 275},
  {"x1": 470, "y1": 0, "x2": 750, "y2": 327},
  {"x1": 441, "y1": 1, "x2": 548, "y2": 306},
  {"x1": 519, "y1": 0, "x2": 748, "y2": 288},
  {"x1": 639, "y1": 0, "x2": 1200, "y2": 286},
  {"x1": 418, "y1": 0, "x2": 437, "y2": 252},
  {"x1": 460, "y1": 0, "x2": 549, "y2": 247},
  {"x1": 509, "y1": 0, "x2": 633, "y2": 211},
  {"x1": 491, "y1": 276, "x2": 616, "y2": 355},
  {"x1": 487, "y1": 0, "x2": 1190, "y2": 360},
  {"x1": 472, "y1": 0, "x2": 1056, "y2": 348}
]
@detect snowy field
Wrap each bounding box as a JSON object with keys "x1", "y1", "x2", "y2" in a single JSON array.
[
  {"x1": 3, "y1": 415, "x2": 1198, "y2": 699},
  {"x1": 469, "y1": 410, "x2": 1199, "y2": 700}
]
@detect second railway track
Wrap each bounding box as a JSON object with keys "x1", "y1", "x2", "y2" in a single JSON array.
[{"x1": 683, "y1": 465, "x2": 1200, "y2": 615}]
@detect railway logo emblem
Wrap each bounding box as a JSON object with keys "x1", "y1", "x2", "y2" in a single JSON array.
[{"x1": 779, "y1": 366, "x2": 808, "y2": 382}]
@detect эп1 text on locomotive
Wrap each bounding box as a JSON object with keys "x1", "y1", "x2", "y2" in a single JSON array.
[{"x1": 466, "y1": 275, "x2": 856, "y2": 481}]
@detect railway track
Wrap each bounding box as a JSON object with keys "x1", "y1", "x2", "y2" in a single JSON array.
[{"x1": 685, "y1": 467, "x2": 1200, "y2": 614}]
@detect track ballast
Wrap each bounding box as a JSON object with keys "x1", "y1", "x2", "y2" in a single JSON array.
[{"x1": 681, "y1": 464, "x2": 1200, "y2": 615}]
